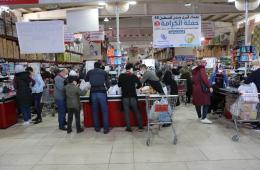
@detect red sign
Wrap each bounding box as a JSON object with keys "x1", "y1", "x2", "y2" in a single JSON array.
[{"x1": 0, "y1": 0, "x2": 38, "y2": 5}]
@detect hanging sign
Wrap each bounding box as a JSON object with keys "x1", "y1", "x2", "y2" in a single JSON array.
[
  {"x1": 16, "y1": 21, "x2": 65, "y2": 54},
  {"x1": 0, "y1": 0, "x2": 38, "y2": 5},
  {"x1": 82, "y1": 25, "x2": 104, "y2": 41},
  {"x1": 202, "y1": 21, "x2": 215, "y2": 38},
  {"x1": 153, "y1": 14, "x2": 201, "y2": 48}
]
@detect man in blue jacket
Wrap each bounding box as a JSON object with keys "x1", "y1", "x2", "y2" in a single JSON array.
[{"x1": 85, "y1": 62, "x2": 110, "y2": 134}]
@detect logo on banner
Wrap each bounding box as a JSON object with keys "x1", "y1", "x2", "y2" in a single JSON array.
[{"x1": 154, "y1": 21, "x2": 160, "y2": 27}]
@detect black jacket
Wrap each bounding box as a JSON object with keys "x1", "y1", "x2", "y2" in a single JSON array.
[
  {"x1": 14, "y1": 72, "x2": 35, "y2": 107},
  {"x1": 245, "y1": 68, "x2": 260, "y2": 92},
  {"x1": 118, "y1": 72, "x2": 141, "y2": 98},
  {"x1": 162, "y1": 70, "x2": 178, "y2": 95}
]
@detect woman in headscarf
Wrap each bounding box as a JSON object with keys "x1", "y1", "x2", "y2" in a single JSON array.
[{"x1": 192, "y1": 60, "x2": 213, "y2": 124}]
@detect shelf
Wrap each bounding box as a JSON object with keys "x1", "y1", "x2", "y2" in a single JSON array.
[
  {"x1": 0, "y1": 58, "x2": 82, "y2": 65},
  {"x1": 65, "y1": 50, "x2": 83, "y2": 56},
  {"x1": 0, "y1": 35, "x2": 18, "y2": 42}
]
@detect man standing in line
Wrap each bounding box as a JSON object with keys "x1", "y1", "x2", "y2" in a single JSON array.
[
  {"x1": 140, "y1": 64, "x2": 165, "y2": 94},
  {"x1": 54, "y1": 68, "x2": 68, "y2": 131},
  {"x1": 85, "y1": 62, "x2": 110, "y2": 134},
  {"x1": 118, "y1": 63, "x2": 144, "y2": 132}
]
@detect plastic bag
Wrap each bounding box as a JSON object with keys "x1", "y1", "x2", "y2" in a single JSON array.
[
  {"x1": 238, "y1": 83, "x2": 259, "y2": 103},
  {"x1": 80, "y1": 80, "x2": 91, "y2": 91},
  {"x1": 108, "y1": 85, "x2": 121, "y2": 95},
  {"x1": 230, "y1": 99, "x2": 241, "y2": 117}
]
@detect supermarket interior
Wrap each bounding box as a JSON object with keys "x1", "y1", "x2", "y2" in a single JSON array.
[{"x1": 1, "y1": 0, "x2": 260, "y2": 170}]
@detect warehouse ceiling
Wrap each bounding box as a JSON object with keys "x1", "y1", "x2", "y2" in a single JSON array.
[{"x1": 9, "y1": 0, "x2": 259, "y2": 23}]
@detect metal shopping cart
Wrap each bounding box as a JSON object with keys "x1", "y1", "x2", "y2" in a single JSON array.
[
  {"x1": 41, "y1": 84, "x2": 56, "y2": 117},
  {"x1": 145, "y1": 94, "x2": 178, "y2": 146},
  {"x1": 175, "y1": 79, "x2": 187, "y2": 104},
  {"x1": 230, "y1": 93, "x2": 260, "y2": 142}
]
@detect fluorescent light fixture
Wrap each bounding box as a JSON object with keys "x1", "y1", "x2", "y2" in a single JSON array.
[
  {"x1": 128, "y1": 1, "x2": 137, "y2": 5},
  {"x1": 109, "y1": 27, "x2": 113, "y2": 30},
  {"x1": 104, "y1": 17, "x2": 109, "y2": 22},
  {"x1": 98, "y1": 6, "x2": 104, "y2": 9},
  {"x1": 200, "y1": 37, "x2": 205, "y2": 41},
  {"x1": 98, "y1": 2, "x2": 106, "y2": 6},
  {"x1": 184, "y1": 3, "x2": 191, "y2": 7},
  {"x1": 228, "y1": 0, "x2": 235, "y2": 2}
]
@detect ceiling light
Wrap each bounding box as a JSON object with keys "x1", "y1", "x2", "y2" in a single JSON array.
[
  {"x1": 228, "y1": 0, "x2": 235, "y2": 2},
  {"x1": 98, "y1": 2, "x2": 106, "y2": 6},
  {"x1": 98, "y1": 6, "x2": 104, "y2": 9},
  {"x1": 128, "y1": 1, "x2": 137, "y2": 5},
  {"x1": 184, "y1": 3, "x2": 191, "y2": 7},
  {"x1": 200, "y1": 37, "x2": 205, "y2": 42},
  {"x1": 104, "y1": 17, "x2": 109, "y2": 22},
  {"x1": 109, "y1": 27, "x2": 113, "y2": 30}
]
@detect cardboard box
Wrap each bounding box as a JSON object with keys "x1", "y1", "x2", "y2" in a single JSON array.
[
  {"x1": 2, "y1": 38, "x2": 7, "y2": 58},
  {"x1": 0, "y1": 38, "x2": 3, "y2": 58},
  {"x1": 7, "y1": 40, "x2": 13, "y2": 59}
]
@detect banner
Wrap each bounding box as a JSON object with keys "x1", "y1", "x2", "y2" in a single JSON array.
[
  {"x1": 153, "y1": 14, "x2": 201, "y2": 48},
  {"x1": 82, "y1": 25, "x2": 104, "y2": 41},
  {"x1": 0, "y1": 0, "x2": 38, "y2": 4},
  {"x1": 16, "y1": 21, "x2": 65, "y2": 54}
]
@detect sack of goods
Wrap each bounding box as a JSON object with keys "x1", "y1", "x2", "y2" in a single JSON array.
[
  {"x1": 149, "y1": 98, "x2": 173, "y2": 122},
  {"x1": 238, "y1": 83, "x2": 259, "y2": 103}
]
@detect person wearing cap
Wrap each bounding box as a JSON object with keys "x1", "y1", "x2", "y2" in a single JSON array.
[
  {"x1": 140, "y1": 64, "x2": 164, "y2": 94},
  {"x1": 118, "y1": 63, "x2": 144, "y2": 132},
  {"x1": 85, "y1": 62, "x2": 110, "y2": 134},
  {"x1": 26, "y1": 66, "x2": 45, "y2": 124},
  {"x1": 13, "y1": 65, "x2": 35, "y2": 125},
  {"x1": 244, "y1": 59, "x2": 260, "y2": 130},
  {"x1": 65, "y1": 70, "x2": 87, "y2": 134},
  {"x1": 54, "y1": 68, "x2": 69, "y2": 131}
]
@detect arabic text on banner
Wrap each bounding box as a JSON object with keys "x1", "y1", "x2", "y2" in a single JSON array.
[{"x1": 153, "y1": 14, "x2": 202, "y2": 48}]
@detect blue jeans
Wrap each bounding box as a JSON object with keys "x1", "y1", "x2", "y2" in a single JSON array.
[
  {"x1": 91, "y1": 92, "x2": 109, "y2": 130},
  {"x1": 20, "y1": 106, "x2": 31, "y2": 121},
  {"x1": 195, "y1": 105, "x2": 209, "y2": 119},
  {"x1": 33, "y1": 93, "x2": 42, "y2": 120},
  {"x1": 55, "y1": 99, "x2": 66, "y2": 128}
]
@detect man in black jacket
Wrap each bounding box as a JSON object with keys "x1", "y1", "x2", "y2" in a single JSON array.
[
  {"x1": 118, "y1": 63, "x2": 143, "y2": 132},
  {"x1": 245, "y1": 60, "x2": 260, "y2": 130},
  {"x1": 85, "y1": 62, "x2": 110, "y2": 134}
]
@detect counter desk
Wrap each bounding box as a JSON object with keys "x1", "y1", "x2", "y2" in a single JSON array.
[
  {"x1": 218, "y1": 87, "x2": 239, "y2": 119},
  {"x1": 0, "y1": 93, "x2": 18, "y2": 129},
  {"x1": 80, "y1": 95, "x2": 148, "y2": 128}
]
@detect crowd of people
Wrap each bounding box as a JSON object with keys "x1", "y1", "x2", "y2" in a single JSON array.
[{"x1": 13, "y1": 59, "x2": 260, "y2": 133}]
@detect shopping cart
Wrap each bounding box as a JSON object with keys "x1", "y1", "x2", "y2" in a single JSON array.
[
  {"x1": 145, "y1": 94, "x2": 178, "y2": 146},
  {"x1": 175, "y1": 79, "x2": 187, "y2": 104},
  {"x1": 41, "y1": 84, "x2": 56, "y2": 117},
  {"x1": 230, "y1": 93, "x2": 260, "y2": 142}
]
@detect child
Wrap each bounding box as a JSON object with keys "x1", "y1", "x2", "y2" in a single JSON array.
[{"x1": 65, "y1": 70, "x2": 87, "y2": 134}]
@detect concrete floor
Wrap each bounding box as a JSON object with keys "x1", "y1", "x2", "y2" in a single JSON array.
[{"x1": 0, "y1": 104, "x2": 260, "y2": 170}]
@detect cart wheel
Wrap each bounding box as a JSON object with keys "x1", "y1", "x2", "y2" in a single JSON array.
[
  {"x1": 173, "y1": 137, "x2": 177, "y2": 145},
  {"x1": 232, "y1": 135, "x2": 239, "y2": 142},
  {"x1": 146, "y1": 139, "x2": 150, "y2": 146}
]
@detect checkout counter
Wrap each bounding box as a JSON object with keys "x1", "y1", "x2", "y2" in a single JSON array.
[
  {"x1": 0, "y1": 92, "x2": 17, "y2": 129},
  {"x1": 80, "y1": 95, "x2": 148, "y2": 128}
]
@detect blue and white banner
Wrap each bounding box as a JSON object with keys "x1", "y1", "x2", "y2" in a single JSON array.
[{"x1": 153, "y1": 14, "x2": 201, "y2": 48}]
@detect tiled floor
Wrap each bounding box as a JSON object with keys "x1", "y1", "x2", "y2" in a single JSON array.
[{"x1": 1, "y1": 104, "x2": 260, "y2": 170}]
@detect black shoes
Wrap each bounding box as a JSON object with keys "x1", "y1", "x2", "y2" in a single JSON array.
[
  {"x1": 104, "y1": 129, "x2": 110, "y2": 134},
  {"x1": 95, "y1": 128, "x2": 101, "y2": 132},
  {"x1": 34, "y1": 119, "x2": 42, "y2": 124},
  {"x1": 67, "y1": 129, "x2": 72, "y2": 134},
  {"x1": 59, "y1": 127, "x2": 67, "y2": 131},
  {"x1": 77, "y1": 128, "x2": 84, "y2": 134},
  {"x1": 125, "y1": 128, "x2": 133, "y2": 132}
]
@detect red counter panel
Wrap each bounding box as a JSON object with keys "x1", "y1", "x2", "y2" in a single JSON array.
[
  {"x1": 0, "y1": 100, "x2": 18, "y2": 129},
  {"x1": 83, "y1": 100, "x2": 147, "y2": 128}
]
